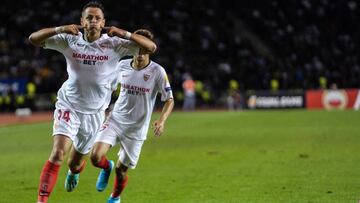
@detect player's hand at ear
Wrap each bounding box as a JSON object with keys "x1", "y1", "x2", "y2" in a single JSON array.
[
  {"x1": 152, "y1": 120, "x2": 165, "y2": 137},
  {"x1": 61, "y1": 24, "x2": 82, "y2": 35}
]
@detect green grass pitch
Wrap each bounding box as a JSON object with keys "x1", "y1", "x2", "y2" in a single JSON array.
[{"x1": 0, "y1": 110, "x2": 360, "y2": 203}]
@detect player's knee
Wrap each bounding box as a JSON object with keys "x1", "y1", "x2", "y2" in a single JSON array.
[{"x1": 49, "y1": 148, "x2": 67, "y2": 163}]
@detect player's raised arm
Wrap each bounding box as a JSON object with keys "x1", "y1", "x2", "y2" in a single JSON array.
[
  {"x1": 28, "y1": 24, "x2": 82, "y2": 47},
  {"x1": 105, "y1": 26, "x2": 157, "y2": 54}
]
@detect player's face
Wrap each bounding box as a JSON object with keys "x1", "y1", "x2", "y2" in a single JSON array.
[
  {"x1": 81, "y1": 7, "x2": 105, "y2": 35},
  {"x1": 135, "y1": 50, "x2": 149, "y2": 63}
]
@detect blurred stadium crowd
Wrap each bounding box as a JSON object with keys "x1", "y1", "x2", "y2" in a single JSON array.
[{"x1": 1, "y1": 0, "x2": 359, "y2": 111}]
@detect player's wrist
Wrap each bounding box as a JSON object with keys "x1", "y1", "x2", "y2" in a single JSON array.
[
  {"x1": 54, "y1": 26, "x2": 65, "y2": 34},
  {"x1": 124, "y1": 31, "x2": 132, "y2": 40},
  {"x1": 158, "y1": 119, "x2": 166, "y2": 125}
]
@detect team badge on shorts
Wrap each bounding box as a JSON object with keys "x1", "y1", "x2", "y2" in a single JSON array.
[{"x1": 143, "y1": 74, "x2": 150, "y2": 81}]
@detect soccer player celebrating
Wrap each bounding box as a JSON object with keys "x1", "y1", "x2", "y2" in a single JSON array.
[
  {"x1": 90, "y1": 29, "x2": 174, "y2": 203},
  {"x1": 28, "y1": 2, "x2": 157, "y2": 203}
]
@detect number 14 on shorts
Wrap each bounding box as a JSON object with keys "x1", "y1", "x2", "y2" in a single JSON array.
[{"x1": 57, "y1": 109, "x2": 70, "y2": 122}]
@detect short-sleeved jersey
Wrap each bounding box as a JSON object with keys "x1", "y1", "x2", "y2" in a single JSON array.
[
  {"x1": 45, "y1": 32, "x2": 139, "y2": 114},
  {"x1": 111, "y1": 59, "x2": 173, "y2": 140}
]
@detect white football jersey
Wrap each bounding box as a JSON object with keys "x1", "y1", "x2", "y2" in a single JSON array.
[
  {"x1": 111, "y1": 59, "x2": 173, "y2": 140},
  {"x1": 45, "y1": 32, "x2": 139, "y2": 114}
]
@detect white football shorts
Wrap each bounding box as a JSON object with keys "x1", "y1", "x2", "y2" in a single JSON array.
[
  {"x1": 94, "y1": 115, "x2": 144, "y2": 169},
  {"x1": 52, "y1": 103, "x2": 105, "y2": 154}
]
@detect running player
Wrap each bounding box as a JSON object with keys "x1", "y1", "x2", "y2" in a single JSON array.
[
  {"x1": 28, "y1": 2, "x2": 157, "y2": 203},
  {"x1": 90, "y1": 29, "x2": 174, "y2": 203}
]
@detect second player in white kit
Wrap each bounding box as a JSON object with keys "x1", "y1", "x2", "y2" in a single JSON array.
[
  {"x1": 90, "y1": 29, "x2": 174, "y2": 203},
  {"x1": 97, "y1": 58, "x2": 173, "y2": 165}
]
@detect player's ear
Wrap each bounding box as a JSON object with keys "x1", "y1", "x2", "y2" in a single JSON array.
[
  {"x1": 101, "y1": 18, "x2": 105, "y2": 28},
  {"x1": 80, "y1": 17, "x2": 85, "y2": 27}
]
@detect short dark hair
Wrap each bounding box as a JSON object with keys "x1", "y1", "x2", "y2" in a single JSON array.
[
  {"x1": 134, "y1": 29, "x2": 154, "y2": 41},
  {"x1": 82, "y1": 1, "x2": 105, "y2": 16}
]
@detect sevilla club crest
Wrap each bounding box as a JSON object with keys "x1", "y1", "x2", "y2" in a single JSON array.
[{"x1": 143, "y1": 74, "x2": 150, "y2": 81}]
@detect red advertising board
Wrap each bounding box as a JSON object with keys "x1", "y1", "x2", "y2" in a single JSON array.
[{"x1": 306, "y1": 89, "x2": 360, "y2": 110}]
